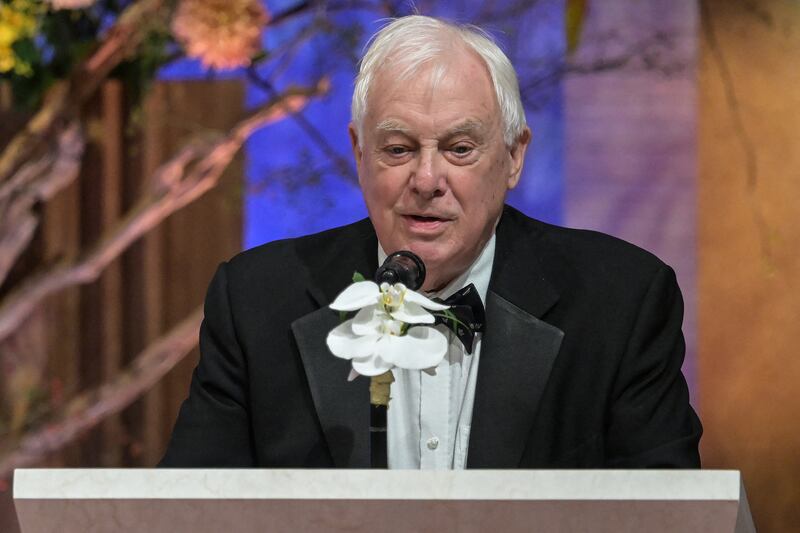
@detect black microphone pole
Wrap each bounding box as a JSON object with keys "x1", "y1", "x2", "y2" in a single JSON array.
[{"x1": 370, "y1": 250, "x2": 426, "y2": 468}]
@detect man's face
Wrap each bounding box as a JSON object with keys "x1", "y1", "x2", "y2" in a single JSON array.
[{"x1": 350, "y1": 49, "x2": 530, "y2": 291}]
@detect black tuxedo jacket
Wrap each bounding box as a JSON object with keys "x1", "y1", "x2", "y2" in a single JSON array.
[{"x1": 160, "y1": 206, "x2": 701, "y2": 468}]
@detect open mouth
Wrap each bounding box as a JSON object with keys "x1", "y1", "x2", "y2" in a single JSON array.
[
  {"x1": 408, "y1": 215, "x2": 444, "y2": 223},
  {"x1": 401, "y1": 214, "x2": 450, "y2": 232}
]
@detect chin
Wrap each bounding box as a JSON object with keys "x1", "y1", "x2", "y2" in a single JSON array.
[
  {"x1": 404, "y1": 241, "x2": 450, "y2": 266},
  {"x1": 407, "y1": 243, "x2": 464, "y2": 289}
]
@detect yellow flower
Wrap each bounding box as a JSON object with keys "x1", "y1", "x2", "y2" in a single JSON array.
[
  {"x1": 0, "y1": 50, "x2": 16, "y2": 74},
  {"x1": 0, "y1": 0, "x2": 39, "y2": 75}
]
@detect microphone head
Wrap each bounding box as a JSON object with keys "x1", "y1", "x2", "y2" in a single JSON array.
[{"x1": 375, "y1": 250, "x2": 426, "y2": 291}]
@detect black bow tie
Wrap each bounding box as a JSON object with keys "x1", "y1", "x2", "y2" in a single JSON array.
[{"x1": 432, "y1": 283, "x2": 486, "y2": 354}]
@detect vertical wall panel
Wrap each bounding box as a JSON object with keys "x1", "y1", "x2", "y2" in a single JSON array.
[
  {"x1": 78, "y1": 80, "x2": 126, "y2": 466},
  {"x1": 121, "y1": 83, "x2": 169, "y2": 467},
  {"x1": 120, "y1": 80, "x2": 245, "y2": 465},
  {"x1": 563, "y1": 0, "x2": 699, "y2": 387},
  {"x1": 698, "y1": 1, "x2": 800, "y2": 531},
  {"x1": 158, "y1": 81, "x2": 245, "y2": 461}
]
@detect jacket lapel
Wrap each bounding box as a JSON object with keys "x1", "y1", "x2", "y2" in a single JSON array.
[
  {"x1": 291, "y1": 219, "x2": 377, "y2": 468},
  {"x1": 468, "y1": 207, "x2": 565, "y2": 468},
  {"x1": 467, "y1": 291, "x2": 564, "y2": 467},
  {"x1": 292, "y1": 309, "x2": 370, "y2": 467}
]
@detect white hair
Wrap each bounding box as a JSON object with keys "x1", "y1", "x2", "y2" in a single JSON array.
[{"x1": 351, "y1": 15, "x2": 527, "y2": 147}]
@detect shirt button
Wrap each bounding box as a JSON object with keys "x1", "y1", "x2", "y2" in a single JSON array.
[{"x1": 426, "y1": 437, "x2": 439, "y2": 450}]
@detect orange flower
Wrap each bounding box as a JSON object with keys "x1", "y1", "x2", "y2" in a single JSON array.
[
  {"x1": 47, "y1": 0, "x2": 97, "y2": 9},
  {"x1": 171, "y1": 0, "x2": 269, "y2": 70}
]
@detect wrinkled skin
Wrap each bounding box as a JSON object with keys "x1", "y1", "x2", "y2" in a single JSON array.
[{"x1": 350, "y1": 47, "x2": 531, "y2": 291}]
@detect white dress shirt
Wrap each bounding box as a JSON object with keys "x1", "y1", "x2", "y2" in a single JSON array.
[{"x1": 379, "y1": 236, "x2": 495, "y2": 470}]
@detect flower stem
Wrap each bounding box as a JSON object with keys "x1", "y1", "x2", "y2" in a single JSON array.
[
  {"x1": 369, "y1": 371, "x2": 395, "y2": 407},
  {"x1": 432, "y1": 309, "x2": 470, "y2": 332}
]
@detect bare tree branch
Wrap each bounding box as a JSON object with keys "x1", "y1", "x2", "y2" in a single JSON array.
[
  {"x1": 246, "y1": 67, "x2": 357, "y2": 184},
  {"x1": 0, "y1": 0, "x2": 164, "y2": 190},
  {"x1": 0, "y1": 0, "x2": 334, "y2": 192},
  {"x1": 0, "y1": 211, "x2": 37, "y2": 288},
  {"x1": 0, "y1": 306, "x2": 203, "y2": 478},
  {"x1": 0, "y1": 123, "x2": 85, "y2": 286},
  {"x1": 0, "y1": 80, "x2": 329, "y2": 342}
]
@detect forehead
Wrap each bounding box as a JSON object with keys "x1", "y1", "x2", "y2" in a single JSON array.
[{"x1": 364, "y1": 49, "x2": 500, "y2": 135}]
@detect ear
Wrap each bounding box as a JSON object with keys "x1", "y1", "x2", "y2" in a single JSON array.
[
  {"x1": 506, "y1": 127, "x2": 532, "y2": 190},
  {"x1": 348, "y1": 123, "x2": 363, "y2": 169}
]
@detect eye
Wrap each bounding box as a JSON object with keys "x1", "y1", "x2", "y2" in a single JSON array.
[
  {"x1": 386, "y1": 145, "x2": 410, "y2": 156},
  {"x1": 450, "y1": 144, "x2": 474, "y2": 156}
]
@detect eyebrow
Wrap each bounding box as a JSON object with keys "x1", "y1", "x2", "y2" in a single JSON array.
[
  {"x1": 374, "y1": 119, "x2": 486, "y2": 138},
  {"x1": 443, "y1": 119, "x2": 485, "y2": 138},
  {"x1": 375, "y1": 120, "x2": 412, "y2": 135}
]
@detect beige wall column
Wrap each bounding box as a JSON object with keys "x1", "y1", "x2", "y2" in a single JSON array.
[{"x1": 698, "y1": 1, "x2": 800, "y2": 531}]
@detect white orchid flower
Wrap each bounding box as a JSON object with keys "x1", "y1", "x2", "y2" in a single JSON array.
[{"x1": 326, "y1": 281, "x2": 450, "y2": 377}]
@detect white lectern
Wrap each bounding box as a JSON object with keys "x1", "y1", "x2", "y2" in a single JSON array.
[{"x1": 14, "y1": 469, "x2": 755, "y2": 532}]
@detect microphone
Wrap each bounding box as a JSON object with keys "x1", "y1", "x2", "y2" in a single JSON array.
[{"x1": 374, "y1": 250, "x2": 426, "y2": 291}]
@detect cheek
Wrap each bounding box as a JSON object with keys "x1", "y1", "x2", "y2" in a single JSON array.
[
  {"x1": 362, "y1": 170, "x2": 404, "y2": 212},
  {"x1": 458, "y1": 174, "x2": 499, "y2": 212},
  {"x1": 453, "y1": 173, "x2": 507, "y2": 231}
]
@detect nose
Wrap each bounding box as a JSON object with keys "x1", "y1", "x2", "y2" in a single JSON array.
[{"x1": 409, "y1": 148, "x2": 446, "y2": 199}]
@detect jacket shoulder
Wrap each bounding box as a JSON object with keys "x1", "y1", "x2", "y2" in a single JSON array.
[
  {"x1": 499, "y1": 205, "x2": 673, "y2": 300},
  {"x1": 223, "y1": 218, "x2": 373, "y2": 282}
]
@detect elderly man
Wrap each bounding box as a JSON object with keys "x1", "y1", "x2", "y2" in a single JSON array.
[{"x1": 160, "y1": 15, "x2": 701, "y2": 469}]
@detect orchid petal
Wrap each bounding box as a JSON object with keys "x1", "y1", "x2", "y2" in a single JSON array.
[
  {"x1": 329, "y1": 281, "x2": 380, "y2": 311},
  {"x1": 352, "y1": 354, "x2": 394, "y2": 376},
  {"x1": 351, "y1": 306, "x2": 384, "y2": 336},
  {"x1": 390, "y1": 301, "x2": 435, "y2": 324},
  {"x1": 404, "y1": 290, "x2": 450, "y2": 311},
  {"x1": 326, "y1": 320, "x2": 378, "y2": 360},
  {"x1": 376, "y1": 327, "x2": 448, "y2": 369}
]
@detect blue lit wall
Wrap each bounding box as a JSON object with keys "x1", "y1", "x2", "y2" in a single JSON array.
[{"x1": 161, "y1": 1, "x2": 566, "y2": 249}]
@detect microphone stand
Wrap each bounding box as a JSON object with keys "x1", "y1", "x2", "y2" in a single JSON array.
[
  {"x1": 369, "y1": 370, "x2": 394, "y2": 468},
  {"x1": 370, "y1": 405, "x2": 388, "y2": 468},
  {"x1": 370, "y1": 251, "x2": 425, "y2": 469}
]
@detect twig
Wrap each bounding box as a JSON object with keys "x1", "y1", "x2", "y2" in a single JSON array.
[
  {"x1": 0, "y1": 307, "x2": 203, "y2": 478},
  {"x1": 0, "y1": 123, "x2": 85, "y2": 286},
  {"x1": 0, "y1": 81, "x2": 329, "y2": 342},
  {"x1": 270, "y1": 0, "x2": 314, "y2": 25},
  {"x1": 246, "y1": 67, "x2": 357, "y2": 184},
  {"x1": 0, "y1": 0, "x2": 164, "y2": 189}
]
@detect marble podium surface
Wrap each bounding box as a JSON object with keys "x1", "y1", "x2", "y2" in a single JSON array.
[{"x1": 14, "y1": 469, "x2": 755, "y2": 532}]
